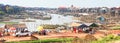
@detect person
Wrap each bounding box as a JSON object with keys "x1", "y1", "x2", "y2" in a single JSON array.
[
  {"x1": 42, "y1": 30, "x2": 46, "y2": 35},
  {"x1": 73, "y1": 27, "x2": 76, "y2": 33},
  {"x1": 4, "y1": 25, "x2": 7, "y2": 29},
  {"x1": 78, "y1": 28, "x2": 83, "y2": 33}
]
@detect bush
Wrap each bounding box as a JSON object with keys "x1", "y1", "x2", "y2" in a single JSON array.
[
  {"x1": 85, "y1": 34, "x2": 97, "y2": 41},
  {"x1": 91, "y1": 34, "x2": 120, "y2": 43}
]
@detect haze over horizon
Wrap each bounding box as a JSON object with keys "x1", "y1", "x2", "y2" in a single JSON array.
[{"x1": 0, "y1": 0, "x2": 120, "y2": 8}]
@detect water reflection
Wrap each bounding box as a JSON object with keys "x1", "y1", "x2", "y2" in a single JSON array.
[{"x1": 10, "y1": 14, "x2": 78, "y2": 31}]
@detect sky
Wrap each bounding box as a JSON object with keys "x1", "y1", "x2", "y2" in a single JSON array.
[{"x1": 0, "y1": 0, "x2": 120, "y2": 8}]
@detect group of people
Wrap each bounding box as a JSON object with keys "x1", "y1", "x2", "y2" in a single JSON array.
[
  {"x1": 72, "y1": 27, "x2": 96, "y2": 34},
  {"x1": 38, "y1": 29, "x2": 47, "y2": 35}
]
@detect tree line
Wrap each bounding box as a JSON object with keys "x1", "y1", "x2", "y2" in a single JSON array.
[{"x1": 0, "y1": 4, "x2": 25, "y2": 15}]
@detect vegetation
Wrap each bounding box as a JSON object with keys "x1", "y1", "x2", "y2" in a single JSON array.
[
  {"x1": 41, "y1": 24, "x2": 65, "y2": 29},
  {"x1": 91, "y1": 34, "x2": 120, "y2": 43},
  {"x1": 0, "y1": 11, "x2": 5, "y2": 15},
  {"x1": 6, "y1": 34, "x2": 120, "y2": 43},
  {"x1": 0, "y1": 4, "x2": 24, "y2": 15},
  {"x1": 0, "y1": 22, "x2": 18, "y2": 24},
  {"x1": 110, "y1": 26, "x2": 120, "y2": 30},
  {"x1": 6, "y1": 38, "x2": 74, "y2": 43}
]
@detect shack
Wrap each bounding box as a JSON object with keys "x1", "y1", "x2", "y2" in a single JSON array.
[
  {"x1": 78, "y1": 24, "x2": 89, "y2": 33},
  {"x1": 4, "y1": 23, "x2": 28, "y2": 36}
]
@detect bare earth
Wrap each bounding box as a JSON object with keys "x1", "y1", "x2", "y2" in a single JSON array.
[{"x1": 0, "y1": 30, "x2": 120, "y2": 42}]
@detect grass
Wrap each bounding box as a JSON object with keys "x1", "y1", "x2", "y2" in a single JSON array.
[
  {"x1": 110, "y1": 26, "x2": 120, "y2": 30},
  {"x1": 6, "y1": 38, "x2": 74, "y2": 43},
  {"x1": 91, "y1": 34, "x2": 120, "y2": 43},
  {"x1": 0, "y1": 22, "x2": 18, "y2": 24},
  {"x1": 5, "y1": 34, "x2": 120, "y2": 43},
  {"x1": 109, "y1": 25, "x2": 120, "y2": 30}
]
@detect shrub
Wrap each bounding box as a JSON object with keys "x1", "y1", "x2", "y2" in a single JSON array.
[{"x1": 91, "y1": 34, "x2": 120, "y2": 43}]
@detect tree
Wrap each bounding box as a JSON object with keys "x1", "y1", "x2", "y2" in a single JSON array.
[
  {"x1": 0, "y1": 8, "x2": 1, "y2": 11},
  {"x1": 5, "y1": 5, "x2": 14, "y2": 14},
  {"x1": 0, "y1": 11, "x2": 5, "y2": 15}
]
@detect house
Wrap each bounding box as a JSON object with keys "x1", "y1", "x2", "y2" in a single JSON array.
[
  {"x1": 77, "y1": 23, "x2": 99, "y2": 33},
  {"x1": 78, "y1": 24, "x2": 89, "y2": 32}
]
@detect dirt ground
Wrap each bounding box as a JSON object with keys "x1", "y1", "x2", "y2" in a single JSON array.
[{"x1": 0, "y1": 30, "x2": 120, "y2": 42}]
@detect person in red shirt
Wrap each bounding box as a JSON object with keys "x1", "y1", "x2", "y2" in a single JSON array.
[{"x1": 73, "y1": 27, "x2": 76, "y2": 33}]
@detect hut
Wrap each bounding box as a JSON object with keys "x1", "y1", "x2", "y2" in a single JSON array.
[
  {"x1": 7, "y1": 24, "x2": 27, "y2": 32},
  {"x1": 15, "y1": 24, "x2": 27, "y2": 32},
  {"x1": 5, "y1": 23, "x2": 28, "y2": 36},
  {"x1": 78, "y1": 24, "x2": 89, "y2": 29},
  {"x1": 89, "y1": 23, "x2": 99, "y2": 34},
  {"x1": 89, "y1": 23, "x2": 99, "y2": 27},
  {"x1": 78, "y1": 24, "x2": 89, "y2": 33}
]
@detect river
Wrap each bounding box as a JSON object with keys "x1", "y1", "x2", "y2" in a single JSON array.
[{"x1": 10, "y1": 14, "x2": 79, "y2": 31}]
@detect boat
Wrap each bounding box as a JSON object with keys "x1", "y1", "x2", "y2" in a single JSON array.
[
  {"x1": 40, "y1": 13, "x2": 52, "y2": 20},
  {"x1": 23, "y1": 18, "x2": 36, "y2": 22},
  {"x1": 34, "y1": 13, "x2": 52, "y2": 20},
  {"x1": 41, "y1": 15, "x2": 52, "y2": 20}
]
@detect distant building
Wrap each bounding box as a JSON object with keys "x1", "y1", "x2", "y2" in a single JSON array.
[{"x1": 99, "y1": 7, "x2": 109, "y2": 14}]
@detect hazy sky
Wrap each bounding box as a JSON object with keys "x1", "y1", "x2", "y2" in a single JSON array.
[{"x1": 0, "y1": 0, "x2": 120, "y2": 8}]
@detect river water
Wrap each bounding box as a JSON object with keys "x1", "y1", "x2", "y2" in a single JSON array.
[{"x1": 10, "y1": 14, "x2": 79, "y2": 31}]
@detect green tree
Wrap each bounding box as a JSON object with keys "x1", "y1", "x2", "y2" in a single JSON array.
[
  {"x1": 0, "y1": 8, "x2": 1, "y2": 11},
  {"x1": 0, "y1": 11, "x2": 5, "y2": 15},
  {"x1": 5, "y1": 5, "x2": 14, "y2": 14}
]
